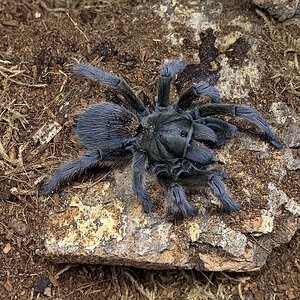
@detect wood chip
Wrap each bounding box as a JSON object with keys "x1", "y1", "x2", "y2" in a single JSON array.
[
  {"x1": 3, "y1": 243, "x2": 12, "y2": 254},
  {"x1": 2, "y1": 19, "x2": 19, "y2": 27},
  {"x1": 32, "y1": 121, "x2": 62, "y2": 144},
  {"x1": 4, "y1": 280, "x2": 13, "y2": 292}
]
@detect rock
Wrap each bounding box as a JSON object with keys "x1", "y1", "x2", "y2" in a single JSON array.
[
  {"x1": 3, "y1": 243, "x2": 12, "y2": 254},
  {"x1": 283, "y1": 125, "x2": 300, "y2": 148},
  {"x1": 44, "y1": 139, "x2": 299, "y2": 272},
  {"x1": 34, "y1": 275, "x2": 50, "y2": 294},
  {"x1": 43, "y1": 286, "x2": 52, "y2": 297},
  {"x1": 4, "y1": 280, "x2": 13, "y2": 293},
  {"x1": 9, "y1": 218, "x2": 29, "y2": 236},
  {"x1": 270, "y1": 102, "x2": 300, "y2": 148},
  {"x1": 284, "y1": 149, "x2": 300, "y2": 170},
  {"x1": 43, "y1": 2, "x2": 299, "y2": 272},
  {"x1": 252, "y1": 0, "x2": 300, "y2": 21},
  {"x1": 32, "y1": 120, "x2": 62, "y2": 144}
]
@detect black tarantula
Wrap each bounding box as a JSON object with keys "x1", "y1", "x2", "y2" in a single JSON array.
[{"x1": 39, "y1": 60, "x2": 283, "y2": 218}]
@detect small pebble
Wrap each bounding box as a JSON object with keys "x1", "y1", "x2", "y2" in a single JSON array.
[
  {"x1": 34, "y1": 275, "x2": 50, "y2": 294},
  {"x1": 10, "y1": 218, "x2": 29, "y2": 236},
  {"x1": 3, "y1": 243, "x2": 12, "y2": 254}
]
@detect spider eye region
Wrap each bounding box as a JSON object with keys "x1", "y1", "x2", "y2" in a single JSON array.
[
  {"x1": 180, "y1": 130, "x2": 188, "y2": 138},
  {"x1": 137, "y1": 111, "x2": 193, "y2": 161}
]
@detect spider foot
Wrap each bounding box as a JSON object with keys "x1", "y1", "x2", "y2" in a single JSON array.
[
  {"x1": 160, "y1": 60, "x2": 188, "y2": 78},
  {"x1": 235, "y1": 105, "x2": 284, "y2": 149},
  {"x1": 38, "y1": 181, "x2": 56, "y2": 196},
  {"x1": 169, "y1": 183, "x2": 198, "y2": 218},
  {"x1": 209, "y1": 175, "x2": 241, "y2": 212},
  {"x1": 192, "y1": 104, "x2": 284, "y2": 149},
  {"x1": 158, "y1": 60, "x2": 188, "y2": 107},
  {"x1": 73, "y1": 64, "x2": 147, "y2": 115},
  {"x1": 140, "y1": 192, "x2": 153, "y2": 214},
  {"x1": 178, "y1": 81, "x2": 221, "y2": 110}
]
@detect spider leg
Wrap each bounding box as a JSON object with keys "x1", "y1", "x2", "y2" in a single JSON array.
[
  {"x1": 193, "y1": 123, "x2": 218, "y2": 145},
  {"x1": 208, "y1": 173, "x2": 241, "y2": 211},
  {"x1": 39, "y1": 149, "x2": 131, "y2": 196},
  {"x1": 191, "y1": 104, "x2": 284, "y2": 149},
  {"x1": 169, "y1": 183, "x2": 198, "y2": 217},
  {"x1": 176, "y1": 168, "x2": 241, "y2": 212},
  {"x1": 157, "y1": 60, "x2": 187, "y2": 108},
  {"x1": 196, "y1": 118, "x2": 237, "y2": 147},
  {"x1": 73, "y1": 64, "x2": 147, "y2": 116},
  {"x1": 185, "y1": 142, "x2": 215, "y2": 166},
  {"x1": 157, "y1": 175, "x2": 198, "y2": 217},
  {"x1": 177, "y1": 81, "x2": 221, "y2": 110},
  {"x1": 132, "y1": 150, "x2": 152, "y2": 213}
]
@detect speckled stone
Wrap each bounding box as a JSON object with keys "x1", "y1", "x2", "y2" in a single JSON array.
[{"x1": 252, "y1": 0, "x2": 299, "y2": 21}]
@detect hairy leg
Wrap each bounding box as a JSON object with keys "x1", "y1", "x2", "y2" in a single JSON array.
[
  {"x1": 132, "y1": 150, "x2": 152, "y2": 213},
  {"x1": 176, "y1": 168, "x2": 241, "y2": 212},
  {"x1": 196, "y1": 117, "x2": 237, "y2": 147},
  {"x1": 177, "y1": 81, "x2": 221, "y2": 110},
  {"x1": 191, "y1": 104, "x2": 283, "y2": 149},
  {"x1": 169, "y1": 183, "x2": 198, "y2": 217},
  {"x1": 73, "y1": 64, "x2": 147, "y2": 116},
  {"x1": 185, "y1": 142, "x2": 215, "y2": 166},
  {"x1": 157, "y1": 60, "x2": 187, "y2": 108},
  {"x1": 157, "y1": 175, "x2": 198, "y2": 217},
  {"x1": 193, "y1": 123, "x2": 218, "y2": 145},
  {"x1": 39, "y1": 149, "x2": 131, "y2": 195}
]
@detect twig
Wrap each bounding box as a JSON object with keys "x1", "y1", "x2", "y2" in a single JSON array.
[{"x1": 66, "y1": 12, "x2": 89, "y2": 42}]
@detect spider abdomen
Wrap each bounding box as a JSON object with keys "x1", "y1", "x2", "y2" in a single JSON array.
[{"x1": 77, "y1": 102, "x2": 140, "y2": 150}]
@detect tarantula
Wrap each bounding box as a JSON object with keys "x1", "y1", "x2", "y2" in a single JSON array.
[{"x1": 39, "y1": 60, "x2": 283, "y2": 218}]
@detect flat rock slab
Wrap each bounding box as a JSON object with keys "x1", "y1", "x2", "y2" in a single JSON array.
[
  {"x1": 44, "y1": 1, "x2": 300, "y2": 271},
  {"x1": 45, "y1": 102, "x2": 300, "y2": 271}
]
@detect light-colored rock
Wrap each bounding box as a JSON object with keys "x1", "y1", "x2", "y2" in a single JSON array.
[
  {"x1": 45, "y1": 130, "x2": 299, "y2": 271},
  {"x1": 252, "y1": 0, "x2": 300, "y2": 21}
]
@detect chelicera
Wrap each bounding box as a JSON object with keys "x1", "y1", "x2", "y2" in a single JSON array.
[{"x1": 39, "y1": 60, "x2": 283, "y2": 218}]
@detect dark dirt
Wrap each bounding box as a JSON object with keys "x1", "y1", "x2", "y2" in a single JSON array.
[{"x1": 0, "y1": 0, "x2": 299, "y2": 299}]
